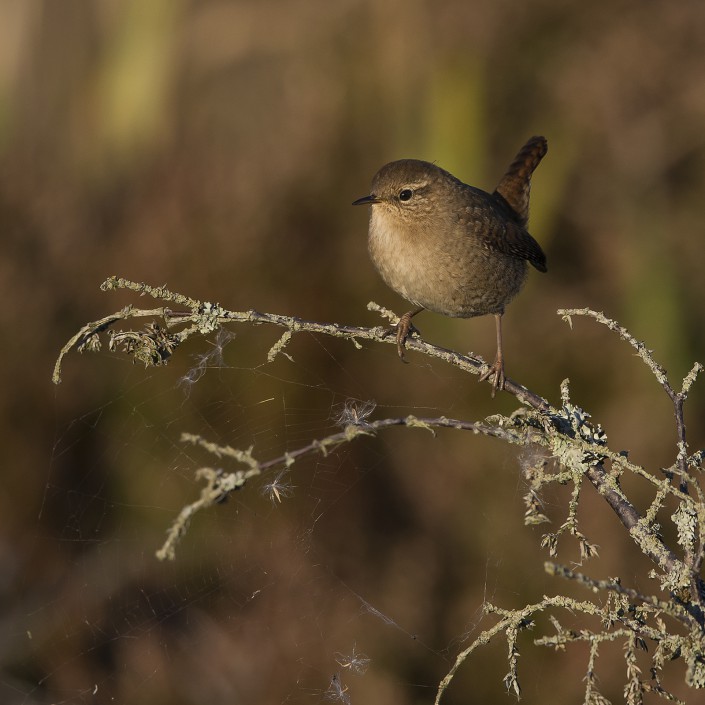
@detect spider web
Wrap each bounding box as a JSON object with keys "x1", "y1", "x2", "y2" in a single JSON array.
[{"x1": 18, "y1": 325, "x2": 560, "y2": 705}]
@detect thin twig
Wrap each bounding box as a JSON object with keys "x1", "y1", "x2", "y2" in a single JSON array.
[
  {"x1": 545, "y1": 562, "x2": 690, "y2": 621},
  {"x1": 158, "y1": 415, "x2": 520, "y2": 560},
  {"x1": 435, "y1": 596, "x2": 603, "y2": 704},
  {"x1": 54, "y1": 277, "x2": 553, "y2": 412}
]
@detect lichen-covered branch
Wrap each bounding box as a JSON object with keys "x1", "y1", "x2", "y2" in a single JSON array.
[
  {"x1": 54, "y1": 278, "x2": 705, "y2": 700},
  {"x1": 434, "y1": 596, "x2": 603, "y2": 705},
  {"x1": 157, "y1": 414, "x2": 520, "y2": 561},
  {"x1": 53, "y1": 276, "x2": 551, "y2": 410},
  {"x1": 559, "y1": 308, "x2": 705, "y2": 618}
]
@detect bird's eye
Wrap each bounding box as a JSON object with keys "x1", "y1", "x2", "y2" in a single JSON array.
[{"x1": 399, "y1": 189, "x2": 413, "y2": 202}]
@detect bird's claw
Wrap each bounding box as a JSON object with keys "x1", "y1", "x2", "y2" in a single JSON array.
[
  {"x1": 479, "y1": 358, "x2": 506, "y2": 397},
  {"x1": 394, "y1": 312, "x2": 420, "y2": 363}
]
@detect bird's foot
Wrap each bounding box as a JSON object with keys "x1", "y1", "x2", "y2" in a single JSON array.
[
  {"x1": 391, "y1": 311, "x2": 421, "y2": 363},
  {"x1": 479, "y1": 357, "x2": 506, "y2": 397}
]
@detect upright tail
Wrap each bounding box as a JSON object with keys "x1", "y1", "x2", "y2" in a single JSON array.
[{"x1": 493, "y1": 136, "x2": 547, "y2": 228}]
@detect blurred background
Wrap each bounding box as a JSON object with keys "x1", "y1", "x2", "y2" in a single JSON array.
[{"x1": 2, "y1": 0, "x2": 705, "y2": 703}]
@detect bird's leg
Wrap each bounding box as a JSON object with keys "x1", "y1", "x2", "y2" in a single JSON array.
[
  {"x1": 478, "y1": 313, "x2": 506, "y2": 397},
  {"x1": 394, "y1": 307, "x2": 423, "y2": 362}
]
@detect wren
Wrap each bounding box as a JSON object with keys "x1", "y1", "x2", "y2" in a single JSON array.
[{"x1": 353, "y1": 136, "x2": 548, "y2": 394}]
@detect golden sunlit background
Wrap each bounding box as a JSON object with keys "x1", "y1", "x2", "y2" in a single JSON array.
[{"x1": 3, "y1": 1, "x2": 705, "y2": 703}]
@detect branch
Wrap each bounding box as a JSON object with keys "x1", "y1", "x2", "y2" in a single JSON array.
[
  {"x1": 559, "y1": 308, "x2": 702, "y2": 489},
  {"x1": 545, "y1": 562, "x2": 690, "y2": 622},
  {"x1": 55, "y1": 279, "x2": 705, "y2": 700},
  {"x1": 559, "y1": 308, "x2": 705, "y2": 616},
  {"x1": 53, "y1": 277, "x2": 552, "y2": 412},
  {"x1": 53, "y1": 280, "x2": 697, "y2": 584},
  {"x1": 157, "y1": 415, "x2": 519, "y2": 561},
  {"x1": 435, "y1": 596, "x2": 603, "y2": 704}
]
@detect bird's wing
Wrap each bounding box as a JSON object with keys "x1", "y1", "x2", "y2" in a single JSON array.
[
  {"x1": 462, "y1": 196, "x2": 548, "y2": 272},
  {"x1": 494, "y1": 220, "x2": 547, "y2": 272}
]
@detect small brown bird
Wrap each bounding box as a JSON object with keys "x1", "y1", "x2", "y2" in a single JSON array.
[{"x1": 353, "y1": 136, "x2": 548, "y2": 394}]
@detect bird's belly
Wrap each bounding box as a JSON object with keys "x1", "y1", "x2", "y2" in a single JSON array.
[{"x1": 368, "y1": 216, "x2": 527, "y2": 318}]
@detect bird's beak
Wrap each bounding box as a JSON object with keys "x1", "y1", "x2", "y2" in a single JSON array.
[{"x1": 352, "y1": 194, "x2": 380, "y2": 206}]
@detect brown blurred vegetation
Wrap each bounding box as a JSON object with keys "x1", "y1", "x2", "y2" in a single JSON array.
[{"x1": 3, "y1": 0, "x2": 705, "y2": 703}]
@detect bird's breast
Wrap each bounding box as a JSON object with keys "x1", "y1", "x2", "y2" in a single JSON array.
[
  {"x1": 368, "y1": 210, "x2": 433, "y2": 308},
  {"x1": 367, "y1": 208, "x2": 527, "y2": 318}
]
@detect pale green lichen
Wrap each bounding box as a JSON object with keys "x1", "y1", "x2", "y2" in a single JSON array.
[
  {"x1": 682, "y1": 362, "x2": 704, "y2": 397},
  {"x1": 77, "y1": 332, "x2": 102, "y2": 354},
  {"x1": 672, "y1": 502, "x2": 698, "y2": 554},
  {"x1": 686, "y1": 649, "x2": 705, "y2": 688},
  {"x1": 366, "y1": 300, "x2": 400, "y2": 325},
  {"x1": 180, "y1": 433, "x2": 260, "y2": 471},
  {"x1": 267, "y1": 330, "x2": 294, "y2": 362},
  {"x1": 109, "y1": 322, "x2": 180, "y2": 367},
  {"x1": 404, "y1": 415, "x2": 437, "y2": 435},
  {"x1": 195, "y1": 301, "x2": 227, "y2": 334}
]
